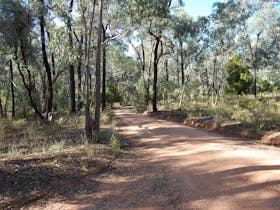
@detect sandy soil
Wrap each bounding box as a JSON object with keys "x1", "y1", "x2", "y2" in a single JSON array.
[{"x1": 33, "y1": 106, "x2": 280, "y2": 210}]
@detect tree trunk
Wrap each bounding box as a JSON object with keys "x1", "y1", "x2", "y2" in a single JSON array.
[
  {"x1": 41, "y1": 73, "x2": 47, "y2": 112},
  {"x1": 3, "y1": 89, "x2": 10, "y2": 118},
  {"x1": 204, "y1": 67, "x2": 210, "y2": 96},
  {"x1": 77, "y1": 36, "x2": 83, "y2": 112},
  {"x1": 176, "y1": 51, "x2": 180, "y2": 87},
  {"x1": 47, "y1": 31, "x2": 55, "y2": 75},
  {"x1": 15, "y1": 42, "x2": 45, "y2": 119},
  {"x1": 165, "y1": 58, "x2": 169, "y2": 82},
  {"x1": 152, "y1": 37, "x2": 160, "y2": 112},
  {"x1": 179, "y1": 40, "x2": 184, "y2": 86},
  {"x1": 140, "y1": 40, "x2": 148, "y2": 105},
  {"x1": 253, "y1": 67, "x2": 257, "y2": 97},
  {"x1": 212, "y1": 58, "x2": 218, "y2": 106},
  {"x1": 102, "y1": 29, "x2": 107, "y2": 111},
  {"x1": 10, "y1": 60, "x2": 15, "y2": 118},
  {"x1": 84, "y1": 0, "x2": 97, "y2": 140},
  {"x1": 68, "y1": 0, "x2": 76, "y2": 113},
  {"x1": 94, "y1": 0, "x2": 103, "y2": 140},
  {"x1": 146, "y1": 46, "x2": 153, "y2": 106},
  {"x1": 39, "y1": 0, "x2": 53, "y2": 115},
  {"x1": 0, "y1": 96, "x2": 3, "y2": 118}
]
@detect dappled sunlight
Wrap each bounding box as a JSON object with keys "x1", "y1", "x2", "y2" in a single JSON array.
[
  {"x1": 107, "y1": 108, "x2": 280, "y2": 209},
  {"x1": 12, "y1": 107, "x2": 279, "y2": 209}
]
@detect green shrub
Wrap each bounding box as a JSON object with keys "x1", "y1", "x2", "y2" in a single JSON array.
[
  {"x1": 106, "y1": 84, "x2": 122, "y2": 107},
  {"x1": 225, "y1": 54, "x2": 253, "y2": 95}
]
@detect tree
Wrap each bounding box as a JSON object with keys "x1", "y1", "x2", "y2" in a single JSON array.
[
  {"x1": 81, "y1": 0, "x2": 97, "y2": 140},
  {"x1": 94, "y1": 0, "x2": 104, "y2": 140},
  {"x1": 172, "y1": 10, "x2": 194, "y2": 86},
  {"x1": 39, "y1": 0, "x2": 53, "y2": 115},
  {"x1": 132, "y1": 0, "x2": 177, "y2": 112},
  {"x1": 0, "y1": 0, "x2": 47, "y2": 119},
  {"x1": 67, "y1": 0, "x2": 76, "y2": 113}
]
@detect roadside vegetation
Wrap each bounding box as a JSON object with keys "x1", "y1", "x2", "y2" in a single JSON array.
[{"x1": 0, "y1": 110, "x2": 123, "y2": 209}]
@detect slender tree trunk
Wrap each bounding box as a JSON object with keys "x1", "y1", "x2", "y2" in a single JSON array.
[
  {"x1": 3, "y1": 90, "x2": 9, "y2": 118},
  {"x1": 47, "y1": 32, "x2": 55, "y2": 75},
  {"x1": 68, "y1": 0, "x2": 76, "y2": 113},
  {"x1": 140, "y1": 40, "x2": 148, "y2": 105},
  {"x1": 94, "y1": 0, "x2": 103, "y2": 140},
  {"x1": 41, "y1": 73, "x2": 47, "y2": 112},
  {"x1": 152, "y1": 37, "x2": 160, "y2": 112},
  {"x1": 84, "y1": 0, "x2": 97, "y2": 140},
  {"x1": 179, "y1": 40, "x2": 184, "y2": 86},
  {"x1": 69, "y1": 63, "x2": 76, "y2": 114},
  {"x1": 51, "y1": 53, "x2": 55, "y2": 75},
  {"x1": 146, "y1": 47, "x2": 153, "y2": 106},
  {"x1": 39, "y1": 0, "x2": 53, "y2": 115},
  {"x1": 0, "y1": 96, "x2": 3, "y2": 118},
  {"x1": 101, "y1": 30, "x2": 107, "y2": 111},
  {"x1": 77, "y1": 36, "x2": 83, "y2": 112},
  {"x1": 244, "y1": 25, "x2": 259, "y2": 97},
  {"x1": 10, "y1": 60, "x2": 15, "y2": 118},
  {"x1": 204, "y1": 67, "x2": 210, "y2": 96},
  {"x1": 176, "y1": 51, "x2": 180, "y2": 87},
  {"x1": 253, "y1": 66, "x2": 257, "y2": 97},
  {"x1": 212, "y1": 58, "x2": 218, "y2": 106},
  {"x1": 16, "y1": 43, "x2": 45, "y2": 119},
  {"x1": 165, "y1": 58, "x2": 169, "y2": 82}
]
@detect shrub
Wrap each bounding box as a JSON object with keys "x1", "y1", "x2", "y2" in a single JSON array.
[{"x1": 225, "y1": 54, "x2": 253, "y2": 95}]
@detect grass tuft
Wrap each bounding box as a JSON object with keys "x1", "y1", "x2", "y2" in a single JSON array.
[
  {"x1": 109, "y1": 134, "x2": 121, "y2": 157},
  {"x1": 49, "y1": 139, "x2": 66, "y2": 151}
]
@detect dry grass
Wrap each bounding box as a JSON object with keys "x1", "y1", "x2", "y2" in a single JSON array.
[{"x1": 0, "y1": 109, "x2": 123, "y2": 209}]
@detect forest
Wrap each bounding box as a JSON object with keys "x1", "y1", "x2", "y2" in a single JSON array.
[{"x1": 0, "y1": 0, "x2": 280, "y2": 209}]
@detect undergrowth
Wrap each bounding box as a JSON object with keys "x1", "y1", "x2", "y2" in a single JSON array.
[
  {"x1": 157, "y1": 93, "x2": 280, "y2": 134},
  {"x1": 0, "y1": 107, "x2": 121, "y2": 158}
]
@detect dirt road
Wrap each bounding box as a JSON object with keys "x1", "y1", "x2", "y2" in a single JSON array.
[{"x1": 40, "y1": 107, "x2": 280, "y2": 210}]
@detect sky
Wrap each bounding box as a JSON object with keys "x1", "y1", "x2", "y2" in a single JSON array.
[{"x1": 183, "y1": 0, "x2": 220, "y2": 18}]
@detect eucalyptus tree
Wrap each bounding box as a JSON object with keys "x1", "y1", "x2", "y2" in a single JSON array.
[
  {"x1": 80, "y1": 0, "x2": 97, "y2": 140},
  {"x1": 129, "y1": 31, "x2": 159, "y2": 105},
  {"x1": 67, "y1": 0, "x2": 76, "y2": 113},
  {"x1": 172, "y1": 9, "x2": 194, "y2": 86},
  {"x1": 101, "y1": 0, "x2": 131, "y2": 111},
  {"x1": 37, "y1": 0, "x2": 54, "y2": 115},
  {"x1": 129, "y1": 0, "x2": 183, "y2": 112},
  {"x1": 245, "y1": 1, "x2": 280, "y2": 95},
  {"x1": 207, "y1": 0, "x2": 244, "y2": 104},
  {"x1": 0, "y1": 0, "x2": 49, "y2": 119},
  {"x1": 93, "y1": 0, "x2": 104, "y2": 140},
  {"x1": 106, "y1": 42, "x2": 140, "y2": 103}
]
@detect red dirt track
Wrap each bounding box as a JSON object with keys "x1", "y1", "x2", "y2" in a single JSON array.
[{"x1": 36, "y1": 106, "x2": 280, "y2": 210}]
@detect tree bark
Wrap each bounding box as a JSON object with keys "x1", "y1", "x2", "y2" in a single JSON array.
[
  {"x1": 101, "y1": 28, "x2": 107, "y2": 111},
  {"x1": 47, "y1": 31, "x2": 55, "y2": 75},
  {"x1": 146, "y1": 47, "x2": 153, "y2": 106},
  {"x1": 176, "y1": 51, "x2": 180, "y2": 87},
  {"x1": 165, "y1": 58, "x2": 169, "y2": 82},
  {"x1": 0, "y1": 95, "x2": 3, "y2": 118},
  {"x1": 83, "y1": 0, "x2": 97, "y2": 140},
  {"x1": 77, "y1": 36, "x2": 83, "y2": 112},
  {"x1": 179, "y1": 40, "x2": 184, "y2": 85},
  {"x1": 10, "y1": 60, "x2": 15, "y2": 118},
  {"x1": 39, "y1": 0, "x2": 53, "y2": 115},
  {"x1": 16, "y1": 42, "x2": 45, "y2": 119},
  {"x1": 68, "y1": 0, "x2": 76, "y2": 113},
  {"x1": 152, "y1": 36, "x2": 160, "y2": 112},
  {"x1": 212, "y1": 57, "x2": 218, "y2": 106},
  {"x1": 94, "y1": 0, "x2": 103, "y2": 140}
]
